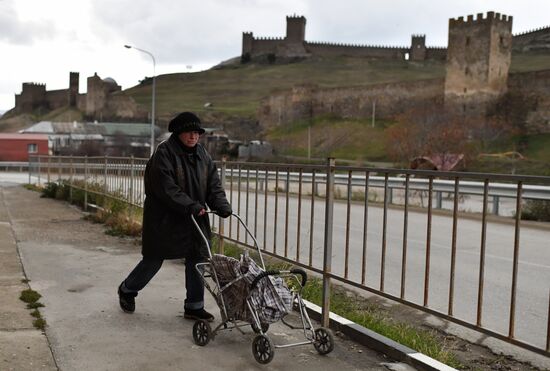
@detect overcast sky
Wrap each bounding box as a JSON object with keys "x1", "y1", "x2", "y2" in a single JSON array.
[{"x1": 1, "y1": 0, "x2": 549, "y2": 111}]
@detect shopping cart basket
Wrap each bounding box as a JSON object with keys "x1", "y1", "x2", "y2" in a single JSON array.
[{"x1": 190, "y1": 212, "x2": 334, "y2": 364}]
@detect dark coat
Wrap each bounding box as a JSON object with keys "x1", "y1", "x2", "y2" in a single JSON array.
[{"x1": 141, "y1": 134, "x2": 231, "y2": 260}]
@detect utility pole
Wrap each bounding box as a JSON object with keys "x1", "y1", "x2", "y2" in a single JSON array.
[{"x1": 372, "y1": 100, "x2": 376, "y2": 128}]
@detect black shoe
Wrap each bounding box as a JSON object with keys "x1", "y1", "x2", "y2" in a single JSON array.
[
  {"x1": 118, "y1": 283, "x2": 137, "y2": 313},
  {"x1": 184, "y1": 308, "x2": 214, "y2": 322}
]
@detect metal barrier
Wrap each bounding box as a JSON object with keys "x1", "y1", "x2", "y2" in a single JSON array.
[{"x1": 27, "y1": 155, "x2": 550, "y2": 356}]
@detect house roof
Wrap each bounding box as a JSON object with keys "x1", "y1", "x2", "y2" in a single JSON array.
[
  {"x1": 0, "y1": 133, "x2": 49, "y2": 141},
  {"x1": 101, "y1": 122, "x2": 157, "y2": 136},
  {"x1": 21, "y1": 121, "x2": 157, "y2": 137},
  {"x1": 20, "y1": 121, "x2": 54, "y2": 134}
]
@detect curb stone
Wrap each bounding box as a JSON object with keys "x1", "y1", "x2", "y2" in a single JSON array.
[{"x1": 303, "y1": 300, "x2": 457, "y2": 371}]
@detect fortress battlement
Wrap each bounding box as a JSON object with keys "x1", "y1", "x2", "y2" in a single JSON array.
[
  {"x1": 307, "y1": 41, "x2": 407, "y2": 49},
  {"x1": 286, "y1": 15, "x2": 305, "y2": 20},
  {"x1": 450, "y1": 11, "x2": 512, "y2": 27},
  {"x1": 22, "y1": 83, "x2": 46, "y2": 88},
  {"x1": 514, "y1": 25, "x2": 550, "y2": 36},
  {"x1": 255, "y1": 36, "x2": 284, "y2": 41}
]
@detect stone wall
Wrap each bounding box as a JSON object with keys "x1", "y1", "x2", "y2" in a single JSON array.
[
  {"x1": 12, "y1": 72, "x2": 145, "y2": 122},
  {"x1": 508, "y1": 69, "x2": 550, "y2": 133},
  {"x1": 45, "y1": 89, "x2": 69, "y2": 111},
  {"x1": 306, "y1": 43, "x2": 407, "y2": 59},
  {"x1": 513, "y1": 26, "x2": 550, "y2": 52},
  {"x1": 259, "y1": 79, "x2": 444, "y2": 128},
  {"x1": 15, "y1": 83, "x2": 46, "y2": 113},
  {"x1": 104, "y1": 93, "x2": 148, "y2": 121}
]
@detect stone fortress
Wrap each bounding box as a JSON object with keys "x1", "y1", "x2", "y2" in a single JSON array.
[
  {"x1": 243, "y1": 14, "x2": 550, "y2": 62},
  {"x1": 257, "y1": 12, "x2": 550, "y2": 134},
  {"x1": 13, "y1": 72, "x2": 146, "y2": 121}
]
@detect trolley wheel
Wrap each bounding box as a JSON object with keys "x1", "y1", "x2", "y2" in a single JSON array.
[
  {"x1": 251, "y1": 321, "x2": 270, "y2": 334},
  {"x1": 313, "y1": 327, "x2": 334, "y2": 355},
  {"x1": 192, "y1": 320, "x2": 211, "y2": 346},
  {"x1": 252, "y1": 334, "x2": 275, "y2": 364}
]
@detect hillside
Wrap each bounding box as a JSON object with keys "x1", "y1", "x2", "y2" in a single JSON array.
[
  {"x1": 124, "y1": 51, "x2": 550, "y2": 120},
  {"x1": 124, "y1": 56, "x2": 447, "y2": 120}
]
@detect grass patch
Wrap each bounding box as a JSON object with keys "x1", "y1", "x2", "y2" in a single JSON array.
[
  {"x1": 26, "y1": 302, "x2": 45, "y2": 309},
  {"x1": 20, "y1": 289, "x2": 41, "y2": 304},
  {"x1": 19, "y1": 288, "x2": 47, "y2": 330},
  {"x1": 33, "y1": 318, "x2": 47, "y2": 331},
  {"x1": 23, "y1": 184, "x2": 42, "y2": 192},
  {"x1": 267, "y1": 115, "x2": 393, "y2": 162}
]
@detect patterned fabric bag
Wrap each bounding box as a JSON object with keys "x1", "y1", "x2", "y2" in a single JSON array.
[{"x1": 210, "y1": 253, "x2": 292, "y2": 323}]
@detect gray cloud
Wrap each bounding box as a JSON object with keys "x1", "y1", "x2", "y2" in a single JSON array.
[
  {"x1": 0, "y1": 0, "x2": 56, "y2": 45},
  {"x1": 90, "y1": 0, "x2": 309, "y2": 65}
]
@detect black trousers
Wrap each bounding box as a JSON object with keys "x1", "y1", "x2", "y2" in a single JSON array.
[{"x1": 122, "y1": 257, "x2": 205, "y2": 310}]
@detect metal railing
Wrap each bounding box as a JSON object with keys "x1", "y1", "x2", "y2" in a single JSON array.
[{"x1": 28, "y1": 155, "x2": 550, "y2": 356}]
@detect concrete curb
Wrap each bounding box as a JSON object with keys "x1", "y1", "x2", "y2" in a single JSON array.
[{"x1": 302, "y1": 300, "x2": 457, "y2": 371}]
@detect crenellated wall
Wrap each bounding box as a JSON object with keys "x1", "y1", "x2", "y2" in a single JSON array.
[
  {"x1": 513, "y1": 26, "x2": 550, "y2": 52},
  {"x1": 13, "y1": 72, "x2": 146, "y2": 121},
  {"x1": 243, "y1": 15, "x2": 549, "y2": 63},
  {"x1": 305, "y1": 42, "x2": 408, "y2": 59}
]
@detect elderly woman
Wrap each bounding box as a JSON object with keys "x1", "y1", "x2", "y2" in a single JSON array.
[{"x1": 118, "y1": 111, "x2": 231, "y2": 321}]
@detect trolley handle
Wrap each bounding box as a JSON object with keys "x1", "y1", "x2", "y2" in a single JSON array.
[
  {"x1": 250, "y1": 270, "x2": 280, "y2": 291},
  {"x1": 250, "y1": 268, "x2": 308, "y2": 291},
  {"x1": 290, "y1": 268, "x2": 307, "y2": 287}
]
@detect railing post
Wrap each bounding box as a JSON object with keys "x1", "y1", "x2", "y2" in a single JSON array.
[
  {"x1": 69, "y1": 156, "x2": 73, "y2": 203},
  {"x1": 129, "y1": 156, "x2": 135, "y2": 219},
  {"x1": 104, "y1": 156, "x2": 108, "y2": 195},
  {"x1": 322, "y1": 157, "x2": 335, "y2": 327},
  {"x1": 58, "y1": 157, "x2": 61, "y2": 181},
  {"x1": 28, "y1": 156, "x2": 32, "y2": 184},
  {"x1": 436, "y1": 191, "x2": 443, "y2": 209},
  {"x1": 47, "y1": 156, "x2": 51, "y2": 183},
  {"x1": 219, "y1": 156, "x2": 227, "y2": 254},
  {"x1": 37, "y1": 156, "x2": 41, "y2": 186},
  {"x1": 84, "y1": 156, "x2": 88, "y2": 211},
  {"x1": 492, "y1": 195, "x2": 500, "y2": 215}
]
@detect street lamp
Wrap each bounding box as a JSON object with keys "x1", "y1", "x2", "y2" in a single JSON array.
[{"x1": 125, "y1": 44, "x2": 156, "y2": 157}]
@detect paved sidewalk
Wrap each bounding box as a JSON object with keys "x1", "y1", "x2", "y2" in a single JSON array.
[
  {"x1": 0, "y1": 186, "x2": 57, "y2": 370},
  {"x1": 0, "y1": 183, "x2": 409, "y2": 371}
]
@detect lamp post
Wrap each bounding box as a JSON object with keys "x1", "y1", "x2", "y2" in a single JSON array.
[{"x1": 125, "y1": 44, "x2": 156, "y2": 157}]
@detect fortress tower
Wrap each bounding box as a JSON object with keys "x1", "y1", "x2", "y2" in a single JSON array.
[
  {"x1": 410, "y1": 35, "x2": 426, "y2": 61},
  {"x1": 68, "y1": 72, "x2": 79, "y2": 107},
  {"x1": 285, "y1": 15, "x2": 306, "y2": 43},
  {"x1": 444, "y1": 11, "x2": 513, "y2": 113}
]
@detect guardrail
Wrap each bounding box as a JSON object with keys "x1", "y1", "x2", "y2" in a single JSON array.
[
  {"x1": 0, "y1": 161, "x2": 31, "y2": 172},
  {"x1": 27, "y1": 155, "x2": 550, "y2": 357}
]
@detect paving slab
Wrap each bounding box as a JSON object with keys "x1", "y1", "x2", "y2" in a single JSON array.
[
  {"x1": 0, "y1": 284, "x2": 35, "y2": 329},
  {"x1": 0, "y1": 330, "x2": 57, "y2": 371}
]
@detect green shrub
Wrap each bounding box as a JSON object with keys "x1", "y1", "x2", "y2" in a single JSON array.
[
  {"x1": 55, "y1": 182, "x2": 70, "y2": 201},
  {"x1": 41, "y1": 182, "x2": 59, "y2": 198},
  {"x1": 522, "y1": 199, "x2": 550, "y2": 222}
]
